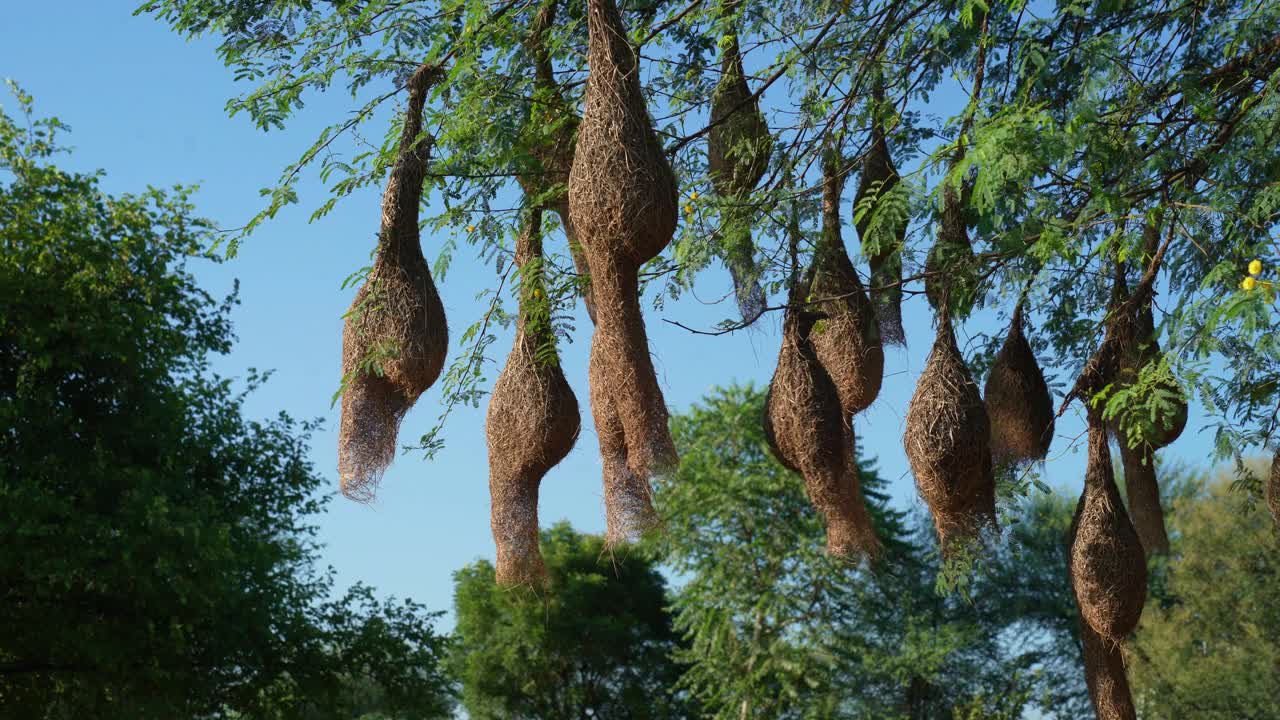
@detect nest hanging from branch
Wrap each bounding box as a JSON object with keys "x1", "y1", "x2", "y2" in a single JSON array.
[
  {"x1": 568, "y1": 0, "x2": 680, "y2": 481},
  {"x1": 807, "y1": 149, "x2": 884, "y2": 416},
  {"x1": 1069, "y1": 413, "x2": 1147, "y2": 642},
  {"x1": 707, "y1": 1, "x2": 772, "y2": 323},
  {"x1": 903, "y1": 312, "x2": 996, "y2": 553},
  {"x1": 1116, "y1": 440, "x2": 1167, "y2": 556},
  {"x1": 984, "y1": 300, "x2": 1054, "y2": 465},
  {"x1": 338, "y1": 64, "x2": 448, "y2": 502},
  {"x1": 763, "y1": 284, "x2": 881, "y2": 561},
  {"x1": 854, "y1": 120, "x2": 906, "y2": 346},
  {"x1": 485, "y1": 208, "x2": 581, "y2": 587},
  {"x1": 924, "y1": 182, "x2": 979, "y2": 313},
  {"x1": 1267, "y1": 450, "x2": 1280, "y2": 527},
  {"x1": 1079, "y1": 613, "x2": 1138, "y2": 720}
]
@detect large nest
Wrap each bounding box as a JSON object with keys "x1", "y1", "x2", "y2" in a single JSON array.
[
  {"x1": 707, "y1": 6, "x2": 772, "y2": 324},
  {"x1": 338, "y1": 64, "x2": 447, "y2": 502},
  {"x1": 924, "y1": 182, "x2": 979, "y2": 313},
  {"x1": 853, "y1": 123, "x2": 906, "y2": 346},
  {"x1": 486, "y1": 209, "x2": 581, "y2": 587},
  {"x1": 1069, "y1": 415, "x2": 1147, "y2": 642},
  {"x1": 568, "y1": 0, "x2": 679, "y2": 480},
  {"x1": 1079, "y1": 613, "x2": 1138, "y2": 720},
  {"x1": 1267, "y1": 450, "x2": 1280, "y2": 527},
  {"x1": 763, "y1": 282, "x2": 881, "y2": 560},
  {"x1": 807, "y1": 149, "x2": 884, "y2": 416},
  {"x1": 983, "y1": 301, "x2": 1054, "y2": 465},
  {"x1": 903, "y1": 313, "x2": 996, "y2": 552}
]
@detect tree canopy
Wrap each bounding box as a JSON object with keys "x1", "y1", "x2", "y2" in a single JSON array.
[{"x1": 0, "y1": 85, "x2": 453, "y2": 720}]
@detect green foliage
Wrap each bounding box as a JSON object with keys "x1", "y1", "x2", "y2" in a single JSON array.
[
  {"x1": 0, "y1": 90, "x2": 452, "y2": 719},
  {"x1": 449, "y1": 522, "x2": 697, "y2": 720},
  {"x1": 1129, "y1": 463, "x2": 1280, "y2": 719}
]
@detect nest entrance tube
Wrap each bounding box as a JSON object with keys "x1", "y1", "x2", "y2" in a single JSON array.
[
  {"x1": 1079, "y1": 614, "x2": 1138, "y2": 720},
  {"x1": 853, "y1": 113, "x2": 906, "y2": 346},
  {"x1": 924, "y1": 182, "x2": 979, "y2": 313},
  {"x1": 903, "y1": 312, "x2": 996, "y2": 553},
  {"x1": 807, "y1": 149, "x2": 884, "y2": 416},
  {"x1": 568, "y1": 0, "x2": 679, "y2": 482},
  {"x1": 763, "y1": 285, "x2": 881, "y2": 561},
  {"x1": 338, "y1": 64, "x2": 448, "y2": 502},
  {"x1": 983, "y1": 300, "x2": 1054, "y2": 466},
  {"x1": 485, "y1": 208, "x2": 581, "y2": 588}
]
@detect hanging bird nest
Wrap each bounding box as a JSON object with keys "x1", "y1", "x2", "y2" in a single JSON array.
[
  {"x1": 1069, "y1": 414, "x2": 1147, "y2": 641},
  {"x1": 568, "y1": 0, "x2": 680, "y2": 480},
  {"x1": 854, "y1": 121, "x2": 907, "y2": 346},
  {"x1": 338, "y1": 63, "x2": 448, "y2": 502},
  {"x1": 984, "y1": 300, "x2": 1054, "y2": 465},
  {"x1": 1116, "y1": 440, "x2": 1168, "y2": 556},
  {"x1": 924, "y1": 182, "x2": 979, "y2": 313},
  {"x1": 1079, "y1": 613, "x2": 1138, "y2": 720},
  {"x1": 903, "y1": 312, "x2": 996, "y2": 552},
  {"x1": 591, "y1": 342, "x2": 660, "y2": 546},
  {"x1": 764, "y1": 291, "x2": 881, "y2": 561},
  {"x1": 486, "y1": 209, "x2": 581, "y2": 587},
  {"x1": 1112, "y1": 295, "x2": 1187, "y2": 449},
  {"x1": 1267, "y1": 450, "x2": 1280, "y2": 527},
  {"x1": 807, "y1": 148, "x2": 884, "y2": 416}
]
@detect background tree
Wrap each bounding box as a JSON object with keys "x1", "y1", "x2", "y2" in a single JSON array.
[
  {"x1": 449, "y1": 521, "x2": 696, "y2": 720},
  {"x1": 0, "y1": 87, "x2": 453, "y2": 720},
  {"x1": 1128, "y1": 462, "x2": 1280, "y2": 719}
]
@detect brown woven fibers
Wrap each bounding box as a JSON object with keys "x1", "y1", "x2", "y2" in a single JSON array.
[
  {"x1": 807, "y1": 149, "x2": 884, "y2": 416},
  {"x1": 984, "y1": 301, "x2": 1054, "y2": 465},
  {"x1": 1116, "y1": 440, "x2": 1168, "y2": 556},
  {"x1": 853, "y1": 122, "x2": 906, "y2": 346},
  {"x1": 1079, "y1": 613, "x2": 1138, "y2": 720},
  {"x1": 764, "y1": 296, "x2": 881, "y2": 561},
  {"x1": 903, "y1": 313, "x2": 996, "y2": 553},
  {"x1": 338, "y1": 64, "x2": 447, "y2": 502},
  {"x1": 924, "y1": 183, "x2": 979, "y2": 312},
  {"x1": 707, "y1": 1, "x2": 771, "y2": 323},
  {"x1": 568, "y1": 0, "x2": 680, "y2": 479},
  {"x1": 1069, "y1": 414, "x2": 1147, "y2": 641},
  {"x1": 1268, "y1": 450, "x2": 1280, "y2": 527},
  {"x1": 485, "y1": 209, "x2": 582, "y2": 587}
]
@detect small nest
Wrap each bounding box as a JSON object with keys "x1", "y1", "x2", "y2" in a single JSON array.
[
  {"x1": 1267, "y1": 450, "x2": 1280, "y2": 527},
  {"x1": 1116, "y1": 440, "x2": 1168, "y2": 556},
  {"x1": 853, "y1": 125, "x2": 906, "y2": 346},
  {"x1": 924, "y1": 183, "x2": 979, "y2": 312},
  {"x1": 984, "y1": 301, "x2": 1054, "y2": 465},
  {"x1": 1079, "y1": 613, "x2": 1138, "y2": 720},
  {"x1": 568, "y1": 0, "x2": 679, "y2": 480},
  {"x1": 807, "y1": 150, "x2": 884, "y2": 416},
  {"x1": 486, "y1": 209, "x2": 581, "y2": 588},
  {"x1": 903, "y1": 313, "x2": 996, "y2": 553},
  {"x1": 764, "y1": 291, "x2": 881, "y2": 561},
  {"x1": 1069, "y1": 415, "x2": 1147, "y2": 642},
  {"x1": 338, "y1": 64, "x2": 447, "y2": 501},
  {"x1": 708, "y1": 21, "x2": 771, "y2": 324}
]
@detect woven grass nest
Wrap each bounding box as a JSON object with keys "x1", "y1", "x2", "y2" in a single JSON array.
[
  {"x1": 924, "y1": 182, "x2": 979, "y2": 313},
  {"x1": 983, "y1": 301, "x2": 1054, "y2": 466},
  {"x1": 485, "y1": 209, "x2": 581, "y2": 587},
  {"x1": 338, "y1": 64, "x2": 447, "y2": 502},
  {"x1": 1267, "y1": 450, "x2": 1280, "y2": 527},
  {"x1": 807, "y1": 149, "x2": 884, "y2": 416},
  {"x1": 568, "y1": 0, "x2": 679, "y2": 481},
  {"x1": 708, "y1": 6, "x2": 771, "y2": 324},
  {"x1": 1069, "y1": 414, "x2": 1147, "y2": 642},
  {"x1": 763, "y1": 287, "x2": 881, "y2": 561},
  {"x1": 1079, "y1": 612, "x2": 1138, "y2": 720},
  {"x1": 903, "y1": 312, "x2": 996, "y2": 553},
  {"x1": 853, "y1": 123, "x2": 906, "y2": 346}
]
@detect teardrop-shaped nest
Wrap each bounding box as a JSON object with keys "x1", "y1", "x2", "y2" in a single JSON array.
[
  {"x1": 854, "y1": 126, "x2": 906, "y2": 346},
  {"x1": 903, "y1": 314, "x2": 996, "y2": 552},
  {"x1": 984, "y1": 302, "x2": 1054, "y2": 465},
  {"x1": 1112, "y1": 299, "x2": 1187, "y2": 450},
  {"x1": 924, "y1": 183, "x2": 979, "y2": 312},
  {"x1": 1079, "y1": 613, "x2": 1138, "y2": 720},
  {"x1": 1069, "y1": 417, "x2": 1147, "y2": 642},
  {"x1": 568, "y1": 0, "x2": 678, "y2": 266},
  {"x1": 764, "y1": 295, "x2": 881, "y2": 561},
  {"x1": 486, "y1": 210, "x2": 581, "y2": 587},
  {"x1": 569, "y1": 0, "x2": 679, "y2": 481},
  {"x1": 808, "y1": 151, "x2": 884, "y2": 415},
  {"x1": 707, "y1": 34, "x2": 770, "y2": 198},
  {"x1": 1266, "y1": 450, "x2": 1280, "y2": 527},
  {"x1": 338, "y1": 64, "x2": 448, "y2": 502}
]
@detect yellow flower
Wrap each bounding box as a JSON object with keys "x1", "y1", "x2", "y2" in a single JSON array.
[
  {"x1": 683, "y1": 205, "x2": 693, "y2": 214},
  {"x1": 1249, "y1": 259, "x2": 1263, "y2": 276},
  {"x1": 689, "y1": 191, "x2": 699, "y2": 201},
  {"x1": 466, "y1": 224, "x2": 476, "y2": 233},
  {"x1": 1243, "y1": 276, "x2": 1258, "y2": 291}
]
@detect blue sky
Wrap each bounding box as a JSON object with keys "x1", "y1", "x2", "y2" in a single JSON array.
[{"x1": 1, "y1": 2, "x2": 1220, "y2": 628}]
